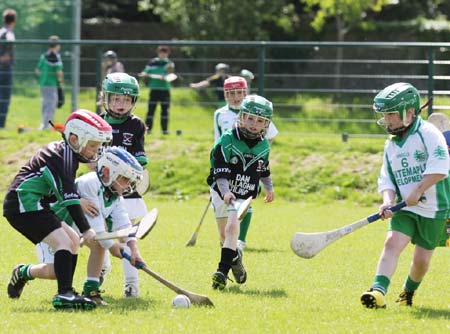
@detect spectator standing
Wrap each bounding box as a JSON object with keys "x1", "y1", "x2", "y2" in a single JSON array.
[
  {"x1": 139, "y1": 45, "x2": 175, "y2": 135},
  {"x1": 0, "y1": 8, "x2": 16, "y2": 128},
  {"x1": 35, "y1": 35, "x2": 64, "y2": 130}
]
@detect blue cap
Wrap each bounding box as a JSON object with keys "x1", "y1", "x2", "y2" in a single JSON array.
[{"x1": 443, "y1": 130, "x2": 450, "y2": 148}]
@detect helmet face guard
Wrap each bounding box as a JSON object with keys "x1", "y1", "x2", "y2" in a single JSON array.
[
  {"x1": 96, "y1": 146, "x2": 143, "y2": 196},
  {"x1": 102, "y1": 73, "x2": 139, "y2": 120},
  {"x1": 224, "y1": 76, "x2": 247, "y2": 109},
  {"x1": 238, "y1": 95, "x2": 273, "y2": 139},
  {"x1": 373, "y1": 82, "x2": 420, "y2": 135},
  {"x1": 64, "y1": 110, "x2": 113, "y2": 162}
]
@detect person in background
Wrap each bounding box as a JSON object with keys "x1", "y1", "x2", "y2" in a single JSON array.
[
  {"x1": 190, "y1": 63, "x2": 230, "y2": 107},
  {"x1": 139, "y1": 45, "x2": 175, "y2": 135},
  {"x1": 35, "y1": 35, "x2": 64, "y2": 130},
  {"x1": 240, "y1": 69, "x2": 254, "y2": 91},
  {"x1": 0, "y1": 8, "x2": 16, "y2": 128},
  {"x1": 96, "y1": 50, "x2": 125, "y2": 114},
  {"x1": 360, "y1": 82, "x2": 450, "y2": 309}
]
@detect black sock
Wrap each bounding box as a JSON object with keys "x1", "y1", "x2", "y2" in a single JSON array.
[
  {"x1": 217, "y1": 247, "x2": 237, "y2": 276},
  {"x1": 54, "y1": 250, "x2": 73, "y2": 294},
  {"x1": 71, "y1": 254, "x2": 78, "y2": 277}
]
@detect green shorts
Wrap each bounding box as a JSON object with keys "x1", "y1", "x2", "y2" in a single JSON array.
[{"x1": 389, "y1": 210, "x2": 446, "y2": 250}]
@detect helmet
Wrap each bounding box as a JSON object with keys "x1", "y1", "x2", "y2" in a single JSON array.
[
  {"x1": 224, "y1": 76, "x2": 247, "y2": 109},
  {"x1": 64, "y1": 109, "x2": 113, "y2": 162},
  {"x1": 96, "y1": 146, "x2": 143, "y2": 196},
  {"x1": 240, "y1": 69, "x2": 254, "y2": 82},
  {"x1": 373, "y1": 82, "x2": 421, "y2": 135},
  {"x1": 103, "y1": 50, "x2": 117, "y2": 60},
  {"x1": 215, "y1": 63, "x2": 230, "y2": 73},
  {"x1": 102, "y1": 72, "x2": 139, "y2": 119},
  {"x1": 238, "y1": 95, "x2": 273, "y2": 139},
  {"x1": 224, "y1": 76, "x2": 247, "y2": 92}
]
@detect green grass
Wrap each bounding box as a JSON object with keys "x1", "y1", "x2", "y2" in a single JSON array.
[{"x1": 0, "y1": 89, "x2": 449, "y2": 333}]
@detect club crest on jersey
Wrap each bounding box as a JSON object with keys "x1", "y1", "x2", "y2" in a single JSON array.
[
  {"x1": 413, "y1": 150, "x2": 427, "y2": 163},
  {"x1": 256, "y1": 159, "x2": 265, "y2": 172},
  {"x1": 230, "y1": 156, "x2": 239, "y2": 164},
  {"x1": 122, "y1": 133, "x2": 133, "y2": 146}
]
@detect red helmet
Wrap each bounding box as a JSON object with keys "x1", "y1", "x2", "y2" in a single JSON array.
[
  {"x1": 224, "y1": 76, "x2": 247, "y2": 91},
  {"x1": 64, "y1": 109, "x2": 113, "y2": 162}
]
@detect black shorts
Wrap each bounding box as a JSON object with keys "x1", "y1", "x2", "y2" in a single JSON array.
[{"x1": 5, "y1": 210, "x2": 62, "y2": 244}]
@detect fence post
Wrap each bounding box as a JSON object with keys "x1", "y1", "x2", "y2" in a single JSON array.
[
  {"x1": 257, "y1": 44, "x2": 265, "y2": 96},
  {"x1": 71, "y1": 0, "x2": 81, "y2": 111},
  {"x1": 95, "y1": 47, "x2": 102, "y2": 114},
  {"x1": 427, "y1": 47, "x2": 435, "y2": 117}
]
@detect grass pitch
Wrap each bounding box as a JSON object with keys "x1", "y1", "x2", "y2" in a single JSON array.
[{"x1": 0, "y1": 90, "x2": 448, "y2": 333}]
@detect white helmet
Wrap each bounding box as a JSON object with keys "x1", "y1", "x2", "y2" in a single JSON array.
[
  {"x1": 63, "y1": 109, "x2": 113, "y2": 162},
  {"x1": 96, "y1": 146, "x2": 143, "y2": 196}
]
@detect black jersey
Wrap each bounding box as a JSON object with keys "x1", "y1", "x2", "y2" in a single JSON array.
[
  {"x1": 102, "y1": 113, "x2": 148, "y2": 199},
  {"x1": 207, "y1": 127, "x2": 271, "y2": 199},
  {"x1": 3, "y1": 141, "x2": 91, "y2": 231}
]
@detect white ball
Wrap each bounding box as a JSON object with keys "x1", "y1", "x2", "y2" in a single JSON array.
[{"x1": 172, "y1": 294, "x2": 191, "y2": 308}]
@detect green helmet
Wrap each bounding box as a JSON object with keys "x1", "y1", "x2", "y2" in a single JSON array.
[
  {"x1": 373, "y1": 82, "x2": 421, "y2": 135},
  {"x1": 239, "y1": 94, "x2": 273, "y2": 139},
  {"x1": 102, "y1": 73, "x2": 139, "y2": 119}
]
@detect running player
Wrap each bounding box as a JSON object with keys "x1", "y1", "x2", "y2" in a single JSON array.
[
  {"x1": 360, "y1": 82, "x2": 450, "y2": 309},
  {"x1": 213, "y1": 76, "x2": 278, "y2": 250},
  {"x1": 207, "y1": 94, "x2": 275, "y2": 290},
  {"x1": 4, "y1": 109, "x2": 112, "y2": 310}
]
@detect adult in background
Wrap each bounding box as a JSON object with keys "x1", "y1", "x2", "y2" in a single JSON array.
[
  {"x1": 190, "y1": 63, "x2": 230, "y2": 108},
  {"x1": 96, "y1": 50, "x2": 125, "y2": 114},
  {"x1": 360, "y1": 82, "x2": 450, "y2": 309},
  {"x1": 240, "y1": 69, "x2": 254, "y2": 91},
  {"x1": 139, "y1": 45, "x2": 175, "y2": 135},
  {"x1": 0, "y1": 8, "x2": 16, "y2": 128},
  {"x1": 35, "y1": 35, "x2": 64, "y2": 130}
]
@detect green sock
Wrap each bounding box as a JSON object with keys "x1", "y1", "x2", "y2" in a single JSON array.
[
  {"x1": 372, "y1": 274, "x2": 390, "y2": 295},
  {"x1": 238, "y1": 211, "x2": 252, "y2": 242},
  {"x1": 404, "y1": 275, "x2": 421, "y2": 292},
  {"x1": 83, "y1": 279, "x2": 100, "y2": 296},
  {"x1": 19, "y1": 264, "x2": 34, "y2": 281}
]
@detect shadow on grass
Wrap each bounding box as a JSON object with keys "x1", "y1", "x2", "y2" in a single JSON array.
[
  {"x1": 225, "y1": 286, "x2": 288, "y2": 298},
  {"x1": 11, "y1": 296, "x2": 155, "y2": 313},
  {"x1": 412, "y1": 307, "x2": 450, "y2": 320},
  {"x1": 244, "y1": 247, "x2": 282, "y2": 254}
]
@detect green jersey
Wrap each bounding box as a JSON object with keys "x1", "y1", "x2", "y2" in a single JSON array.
[
  {"x1": 207, "y1": 127, "x2": 271, "y2": 199},
  {"x1": 36, "y1": 51, "x2": 63, "y2": 87},
  {"x1": 143, "y1": 57, "x2": 174, "y2": 90}
]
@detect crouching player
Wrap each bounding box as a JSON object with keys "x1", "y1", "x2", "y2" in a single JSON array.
[
  {"x1": 4, "y1": 109, "x2": 112, "y2": 310},
  {"x1": 207, "y1": 95, "x2": 275, "y2": 290},
  {"x1": 36, "y1": 146, "x2": 146, "y2": 306}
]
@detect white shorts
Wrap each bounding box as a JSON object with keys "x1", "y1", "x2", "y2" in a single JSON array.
[
  {"x1": 120, "y1": 197, "x2": 148, "y2": 221},
  {"x1": 36, "y1": 242, "x2": 56, "y2": 263},
  {"x1": 210, "y1": 189, "x2": 250, "y2": 219}
]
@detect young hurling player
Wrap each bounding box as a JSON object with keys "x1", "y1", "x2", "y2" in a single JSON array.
[
  {"x1": 36, "y1": 147, "x2": 146, "y2": 306},
  {"x1": 95, "y1": 72, "x2": 148, "y2": 297},
  {"x1": 207, "y1": 95, "x2": 275, "y2": 290},
  {"x1": 4, "y1": 110, "x2": 112, "y2": 310},
  {"x1": 360, "y1": 82, "x2": 450, "y2": 309},
  {"x1": 213, "y1": 76, "x2": 278, "y2": 251}
]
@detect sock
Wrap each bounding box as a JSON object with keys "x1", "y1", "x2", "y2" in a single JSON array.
[
  {"x1": 404, "y1": 275, "x2": 421, "y2": 292},
  {"x1": 372, "y1": 274, "x2": 390, "y2": 295},
  {"x1": 217, "y1": 247, "x2": 237, "y2": 276},
  {"x1": 71, "y1": 254, "x2": 78, "y2": 277},
  {"x1": 83, "y1": 279, "x2": 100, "y2": 296},
  {"x1": 19, "y1": 264, "x2": 35, "y2": 281},
  {"x1": 238, "y1": 211, "x2": 252, "y2": 243},
  {"x1": 54, "y1": 250, "x2": 73, "y2": 294}
]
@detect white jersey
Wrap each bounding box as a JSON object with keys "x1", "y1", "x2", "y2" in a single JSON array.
[
  {"x1": 76, "y1": 172, "x2": 133, "y2": 249},
  {"x1": 213, "y1": 104, "x2": 278, "y2": 142},
  {"x1": 378, "y1": 117, "x2": 450, "y2": 218}
]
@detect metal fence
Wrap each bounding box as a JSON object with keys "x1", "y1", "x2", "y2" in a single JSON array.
[{"x1": 4, "y1": 39, "x2": 450, "y2": 136}]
